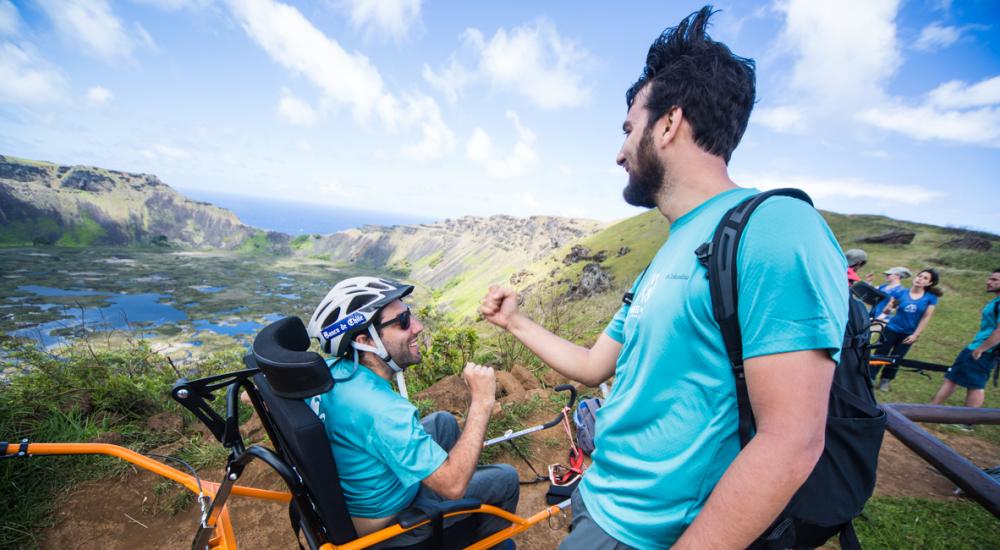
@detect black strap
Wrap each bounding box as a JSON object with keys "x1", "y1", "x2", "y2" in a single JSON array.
[
  {"x1": 700, "y1": 188, "x2": 814, "y2": 448},
  {"x1": 839, "y1": 520, "x2": 863, "y2": 550},
  {"x1": 288, "y1": 500, "x2": 306, "y2": 550}
]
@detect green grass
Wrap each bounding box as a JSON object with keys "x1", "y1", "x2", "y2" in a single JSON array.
[
  {"x1": 53, "y1": 212, "x2": 107, "y2": 247},
  {"x1": 234, "y1": 231, "x2": 272, "y2": 254},
  {"x1": 480, "y1": 395, "x2": 547, "y2": 463},
  {"x1": 0, "y1": 336, "x2": 245, "y2": 548},
  {"x1": 855, "y1": 496, "x2": 1000, "y2": 549}
]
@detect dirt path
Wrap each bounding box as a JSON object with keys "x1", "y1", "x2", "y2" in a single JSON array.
[{"x1": 37, "y1": 411, "x2": 999, "y2": 549}]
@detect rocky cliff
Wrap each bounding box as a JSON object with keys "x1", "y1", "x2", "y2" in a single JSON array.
[
  {"x1": 297, "y1": 214, "x2": 604, "y2": 312},
  {"x1": 0, "y1": 155, "x2": 277, "y2": 249}
]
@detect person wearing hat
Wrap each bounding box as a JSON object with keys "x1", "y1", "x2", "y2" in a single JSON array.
[
  {"x1": 305, "y1": 276, "x2": 519, "y2": 547},
  {"x1": 844, "y1": 248, "x2": 868, "y2": 285},
  {"x1": 871, "y1": 266, "x2": 912, "y2": 320}
]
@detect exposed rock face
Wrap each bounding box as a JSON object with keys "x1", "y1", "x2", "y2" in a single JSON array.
[
  {"x1": 567, "y1": 262, "x2": 613, "y2": 299},
  {"x1": 0, "y1": 154, "x2": 260, "y2": 248},
  {"x1": 563, "y1": 244, "x2": 607, "y2": 265},
  {"x1": 306, "y1": 214, "x2": 603, "y2": 303},
  {"x1": 857, "y1": 230, "x2": 916, "y2": 245},
  {"x1": 943, "y1": 235, "x2": 992, "y2": 251}
]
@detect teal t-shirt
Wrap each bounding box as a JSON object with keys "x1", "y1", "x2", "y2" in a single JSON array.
[
  {"x1": 307, "y1": 359, "x2": 447, "y2": 518},
  {"x1": 578, "y1": 188, "x2": 849, "y2": 549},
  {"x1": 967, "y1": 297, "x2": 1000, "y2": 353}
]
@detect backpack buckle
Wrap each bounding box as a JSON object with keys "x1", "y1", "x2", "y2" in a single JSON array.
[{"x1": 695, "y1": 242, "x2": 712, "y2": 268}]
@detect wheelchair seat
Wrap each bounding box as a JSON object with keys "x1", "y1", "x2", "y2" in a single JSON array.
[{"x1": 245, "y1": 316, "x2": 480, "y2": 549}]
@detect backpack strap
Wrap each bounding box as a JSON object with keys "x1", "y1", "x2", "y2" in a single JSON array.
[{"x1": 695, "y1": 188, "x2": 814, "y2": 448}]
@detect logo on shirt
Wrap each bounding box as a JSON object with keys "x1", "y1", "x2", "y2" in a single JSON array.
[{"x1": 904, "y1": 304, "x2": 917, "y2": 313}]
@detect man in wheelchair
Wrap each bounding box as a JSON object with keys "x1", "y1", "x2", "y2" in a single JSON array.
[{"x1": 305, "y1": 276, "x2": 519, "y2": 547}]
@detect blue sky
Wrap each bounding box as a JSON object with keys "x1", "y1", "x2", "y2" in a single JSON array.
[{"x1": 1, "y1": 1, "x2": 998, "y2": 233}]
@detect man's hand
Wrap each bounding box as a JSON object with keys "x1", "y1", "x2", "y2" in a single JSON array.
[
  {"x1": 480, "y1": 286, "x2": 519, "y2": 329},
  {"x1": 462, "y1": 362, "x2": 496, "y2": 409},
  {"x1": 972, "y1": 347, "x2": 984, "y2": 360}
]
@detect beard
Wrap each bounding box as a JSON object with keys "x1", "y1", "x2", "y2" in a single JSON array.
[{"x1": 622, "y1": 128, "x2": 666, "y2": 208}]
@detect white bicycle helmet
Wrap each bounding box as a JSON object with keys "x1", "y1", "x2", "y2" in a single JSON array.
[{"x1": 306, "y1": 276, "x2": 414, "y2": 372}]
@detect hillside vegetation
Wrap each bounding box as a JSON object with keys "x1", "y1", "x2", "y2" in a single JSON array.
[{"x1": 0, "y1": 155, "x2": 283, "y2": 249}]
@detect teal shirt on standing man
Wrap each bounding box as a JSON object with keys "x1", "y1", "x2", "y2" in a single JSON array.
[{"x1": 578, "y1": 188, "x2": 849, "y2": 549}]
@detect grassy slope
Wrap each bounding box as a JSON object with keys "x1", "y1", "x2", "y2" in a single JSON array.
[{"x1": 495, "y1": 207, "x2": 1000, "y2": 545}]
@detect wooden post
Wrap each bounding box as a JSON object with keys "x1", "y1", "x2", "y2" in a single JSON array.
[
  {"x1": 883, "y1": 403, "x2": 1000, "y2": 425},
  {"x1": 882, "y1": 405, "x2": 1000, "y2": 518}
]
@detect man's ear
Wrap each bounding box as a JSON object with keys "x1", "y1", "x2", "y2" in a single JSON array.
[
  {"x1": 655, "y1": 106, "x2": 683, "y2": 148},
  {"x1": 354, "y1": 331, "x2": 372, "y2": 348}
]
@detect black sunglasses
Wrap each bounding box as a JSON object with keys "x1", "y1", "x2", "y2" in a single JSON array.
[{"x1": 377, "y1": 307, "x2": 412, "y2": 331}]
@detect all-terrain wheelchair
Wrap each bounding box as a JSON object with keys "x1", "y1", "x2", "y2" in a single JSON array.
[{"x1": 5, "y1": 316, "x2": 576, "y2": 549}]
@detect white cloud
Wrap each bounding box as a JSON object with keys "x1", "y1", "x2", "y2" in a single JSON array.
[
  {"x1": 142, "y1": 143, "x2": 192, "y2": 160},
  {"x1": 398, "y1": 93, "x2": 455, "y2": 162},
  {"x1": 0, "y1": 0, "x2": 19, "y2": 36},
  {"x1": 86, "y1": 85, "x2": 114, "y2": 106},
  {"x1": 913, "y1": 22, "x2": 960, "y2": 51},
  {"x1": 228, "y1": 0, "x2": 453, "y2": 160},
  {"x1": 927, "y1": 75, "x2": 1000, "y2": 109},
  {"x1": 741, "y1": 174, "x2": 944, "y2": 205},
  {"x1": 134, "y1": 22, "x2": 158, "y2": 51},
  {"x1": 131, "y1": 0, "x2": 212, "y2": 10},
  {"x1": 776, "y1": 0, "x2": 900, "y2": 110},
  {"x1": 466, "y1": 110, "x2": 538, "y2": 179},
  {"x1": 424, "y1": 20, "x2": 593, "y2": 109},
  {"x1": 277, "y1": 88, "x2": 319, "y2": 126},
  {"x1": 339, "y1": 0, "x2": 422, "y2": 41},
  {"x1": 859, "y1": 75, "x2": 1000, "y2": 147},
  {"x1": 752, "y1": 106, "x2": 804, "y2": 132},
  {"x1": 860, "y1": 102, "x2": 1000, "y2": 147},
  {"x1": 38, "y1": 0, "x2": 134, "y2": 64},
  {"x1": 0, "y1": 42, "x2": 66, "y2": 103},
  {"x1": 521, "y1": 192, "x2": 540, "y2": 209}
]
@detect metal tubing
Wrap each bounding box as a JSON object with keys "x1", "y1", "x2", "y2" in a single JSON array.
[{"x1": 883, "y1": 405, "x2": 1000, "y2": 518}]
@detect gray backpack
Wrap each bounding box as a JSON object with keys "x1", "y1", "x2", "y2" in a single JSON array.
[{"x1": 573, "y1": 397, "x2": 603, "y2": 455}]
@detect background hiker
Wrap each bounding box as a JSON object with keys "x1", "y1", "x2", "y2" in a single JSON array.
[
  {"x1": 872, "y1": 268, "x2": 942, "y2": 391},
  {"x1": 930, "y1": 269, "x2": 1000, "y2": 410},
  {"x1": 306, "y1": 276, "x2": 518, "y2": 547},
  {"x1": 481, "y1": 7, "x2": 847, "y2": 549},
  {"x1": 871, "y1": 266, "x2": 911, "y2": 320},
  {"x1": 845, "y1": 249, "x2": 868, "y2": 285}
]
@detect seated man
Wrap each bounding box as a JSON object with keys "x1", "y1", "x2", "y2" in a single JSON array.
[{"x1": 305, "y1": 276, "x2": 518, "y2": 547}]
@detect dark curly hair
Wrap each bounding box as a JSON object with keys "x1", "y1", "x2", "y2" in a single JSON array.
[{"x1": 626, "y1": 6, "x2": 756, "y2": 163}]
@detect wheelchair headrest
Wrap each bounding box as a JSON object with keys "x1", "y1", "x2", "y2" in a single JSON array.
[
  {"x1": 252, "y1": 316, "x2": 333, "y2": 399},
  {"x1": 850, "y1": 281, "x2": 889, "y2": 307}
]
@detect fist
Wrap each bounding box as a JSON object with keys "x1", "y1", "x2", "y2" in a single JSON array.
[
  {"x1": 480, "y1": 286, "x2": 520, "y2": 329},
  {"x1": 462, "y1": 362, "x2": 496, "y2": 405}
]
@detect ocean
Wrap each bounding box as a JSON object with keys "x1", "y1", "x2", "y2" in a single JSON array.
[{"x1": 179, "y1": 189, "x2": 438, "y2": 236}]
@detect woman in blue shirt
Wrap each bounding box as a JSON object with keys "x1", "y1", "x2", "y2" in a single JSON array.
[{"x1": 873, "y1": 268, "x2": 942, "y2": 391}]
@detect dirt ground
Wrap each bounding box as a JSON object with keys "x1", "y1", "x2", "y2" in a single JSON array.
[{"x1": 36, "y1": 379, "x2": 1000, "y2": 550}]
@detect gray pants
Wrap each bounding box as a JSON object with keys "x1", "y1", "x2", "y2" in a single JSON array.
[
  {"x1": 384, "y1": 411, "x2": 519, "y2": 548},
  {"x1": 558, "y1": 487, "x2": 634, "y2": 550}
]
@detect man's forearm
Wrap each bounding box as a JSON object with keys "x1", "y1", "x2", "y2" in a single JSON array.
[
  {"x1": 673, "y1": 431, "x2": 823, "y2": 549},
  {"x1": 507, "y1": 314, "x2": 615, "y2": 386},
  {"x1": 423, "y1": 399, "x2": 493, "y2": 499}
]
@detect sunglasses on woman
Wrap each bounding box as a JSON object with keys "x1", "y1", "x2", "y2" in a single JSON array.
[{"x1": 377, "y1": 307, "x2": 412, "y2": 331}]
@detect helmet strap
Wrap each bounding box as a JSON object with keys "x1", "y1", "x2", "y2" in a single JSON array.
[{"x1": 351, "y1": 325, "x2": 403, "y2": 374}]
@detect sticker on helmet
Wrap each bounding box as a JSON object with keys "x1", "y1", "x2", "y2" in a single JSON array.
[{"x1": 320, "y1": 312, "x2": 368, "y2": 340}]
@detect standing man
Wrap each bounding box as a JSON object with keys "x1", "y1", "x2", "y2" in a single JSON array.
[
  {"x1": 481, "y1": 7, "x2": 847, "y2": 549},
  {"x1": 306, "y1": 276, "x2": 518, "y2": 547},
  {"x1": 930, "y1": 269, "x2": 1000, "y2": 409}
]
